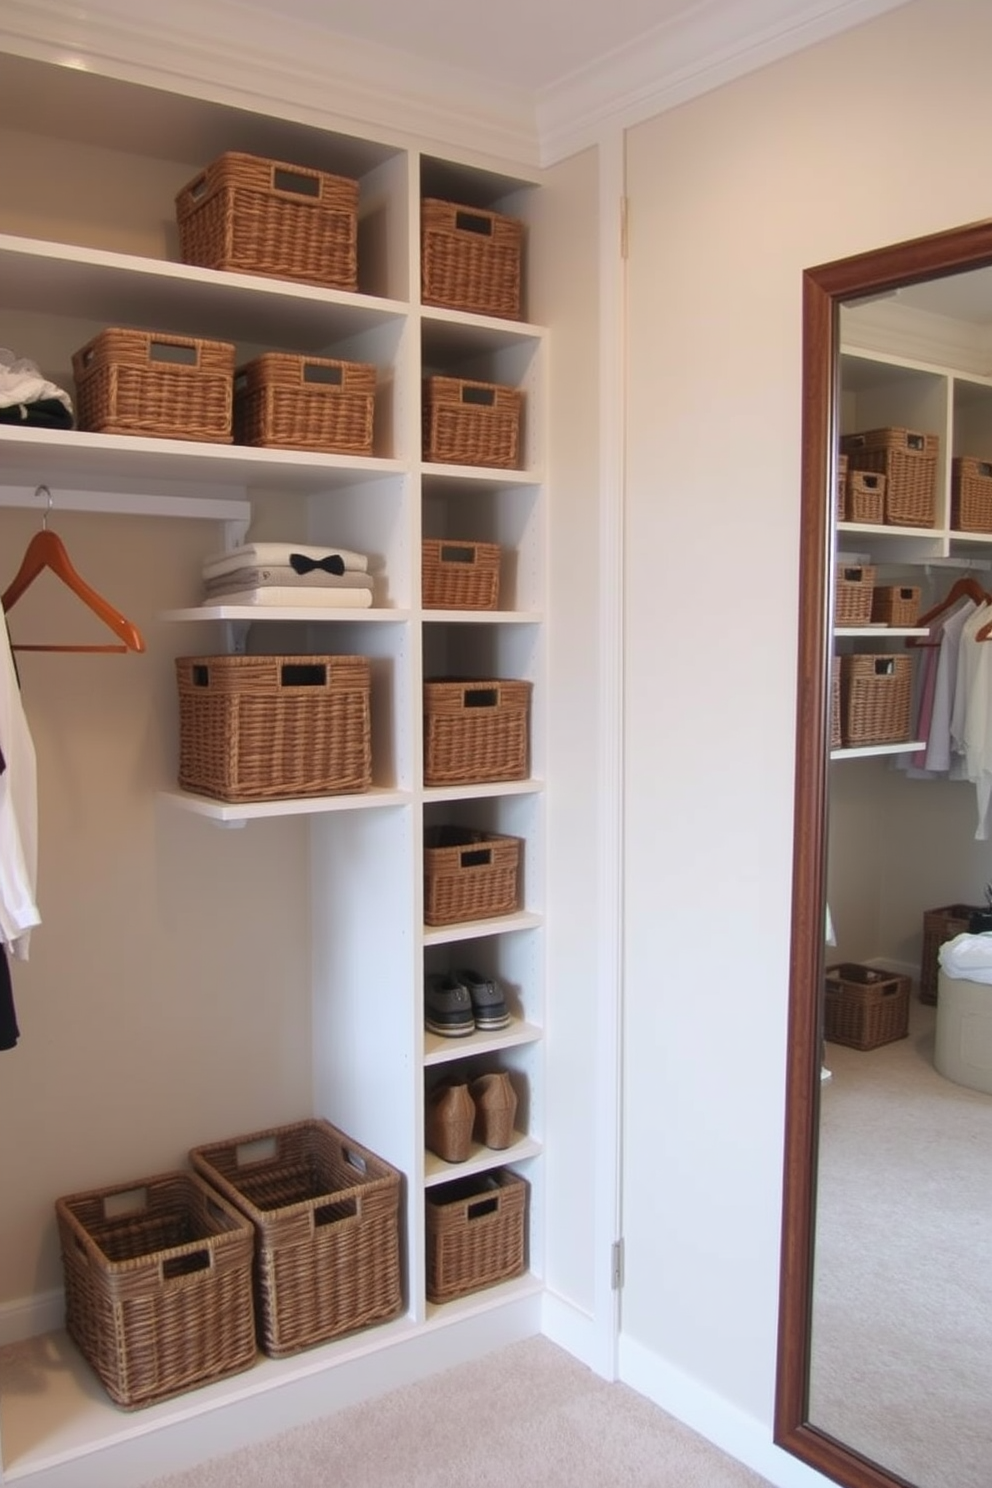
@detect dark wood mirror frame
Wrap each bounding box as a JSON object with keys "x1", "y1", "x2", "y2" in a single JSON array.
[{"x1": 775, "y1": 216, "x2": 992, "y2": 1488}]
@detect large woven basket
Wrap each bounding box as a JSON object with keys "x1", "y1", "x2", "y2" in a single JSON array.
[
  {"x1": 421, "y1": 198, "x2": 523, "y2": 320},
  {"x1": 920, "y1": 903, "x2": 986, "y2": 1005},
  {"x1": 189, "y1": 1118, "x2": 403, "y2": 1358},
  {"x1": 839, "y1": 653, "x2": 912, "y2": 747},
  {"x1": 72, "y1": 328, "x2": 235, "y2": 442},
  {"x1": 424, "y1": 679, "x2": 531, "y2": 786},
  {"x1": 824, "y1": 963, "x2": 911, "y2": 1050},
  {"x1": 951, "y1": 456, "x2": 992, "y2": 533},
  {"x1": 423, "y1": 377, "x2": 522, "y2": 469},
  {"x1": 425, "y1": 1169, "x2": 527, "y2": 1303},
  {"x1": 176, "y1": 653, "x2": 371, "y2": 802},
  {"x1": 176, "y1": 151, "x2": 358, "y2": 289},
  {"x1": 842, "y1": 427, "x2": 938, "y2": 527},
  {"x1": 422, "y1": 539, "x2": 501, "y2": 610},
  {"x1": 424, "y1": 826, "x2": 522, "y2": 926},
  {"x1": 834, "y1": 563, "x2": 875, "y2": 627},
  {"x1": 56, "y1": 1171, "x2": 256, "y2": 1409},
  {"x1": 234, "y1": 353, "x2": 376, "y2": 454}
]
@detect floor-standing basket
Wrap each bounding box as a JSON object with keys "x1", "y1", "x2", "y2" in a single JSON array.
[
  {"x1": 176, "y1": 653, "x2": 371, "y2": 802},
  {"x1": 421, "y1": 198, "x2": 523, "y2": 320},
  {"x1": 424, "y1": 826, "x2": 522, "y2": 925},
  {"x1": 56, "y1": 1171, "x2": 257, "y2": 1409},
  {"x1": 951, "y1": 456, "x2": 992, "y2": 533},
  {"x1": 425, "y1": 1169, "x2": 527, "y2": 1303},
  {"x1": 234, "y1": 353, "x2": 376, "y2": 454},
  {"x1": 423, "y1": 377, "x2": 522, "y2": 469},
  {"x1": 842, "y1": 427, "x2": 939, "y2": 527},
  {"x1": 72, "y1": 328, "x2": 235, "y2": 442},
  {"x1": 189, "y1": 1119, "x2": 403, "y2": 1358},
  {"x1": 920, "y1": 903, "x2": 986, "y2": 1004},
  {"x1": 839, "y1": 653, "x2": 912, "y2": 746},
  {"x1": 176, "y1": 151, "x2": 359, "y2": 289},
  {"x1": 423, "y1": 679, "x2": 531, "y2": 785},
  {"x1": 824, "y1": 963, "x2": 911, "y2": 1050}
]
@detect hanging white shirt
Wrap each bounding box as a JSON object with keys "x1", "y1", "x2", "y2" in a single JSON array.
[{"x1": 0, "y1": 613, "x2": 39, "y2": 958}]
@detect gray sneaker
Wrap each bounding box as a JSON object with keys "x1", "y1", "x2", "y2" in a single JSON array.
[
  {"x1": 425, "y1": 972, "x2": 475, "y2": 1037},
  {"x1": 453, "y1": 969, "x2": 510, "y2": 1030}
]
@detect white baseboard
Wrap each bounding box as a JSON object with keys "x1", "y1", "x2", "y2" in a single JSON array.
[
  {"x1": 618, "y1": 1335, "x2": 834, "y2": 1488},
  {"x1": 0, "y1": 1289, "x2": 63, "y2": 1347},
  {"x1": 540, "y1": 1288, "x2": 616, "y2": 1379}
]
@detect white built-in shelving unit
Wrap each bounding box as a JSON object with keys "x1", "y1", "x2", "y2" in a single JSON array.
[{"x1": 0, "y1": 49, "x2": 548, "y2": 1488}]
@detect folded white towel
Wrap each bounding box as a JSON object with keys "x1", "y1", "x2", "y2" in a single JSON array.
[
  {"x1": 0, "y1": 347, "x2": 73, "y2": 414},
  {"x1": 202, "y1": 543, "x2": 368, "y2": 581},
  {"x1": 202, "y1": 587, "x2": 373, "y2": 609}
]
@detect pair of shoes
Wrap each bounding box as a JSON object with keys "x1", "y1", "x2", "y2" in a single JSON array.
[
  {"x1": 423, "y1": 970, "x2": 510, "y2": 1038},
  {"x1": 425, "y1": 1070, "x2": 519, "y2": 1162}
]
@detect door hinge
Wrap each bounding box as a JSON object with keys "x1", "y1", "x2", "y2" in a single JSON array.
[
  {"x1": 620, "y1": 196, "x2": 629, "y2": 260},
  {"x1": 611, "y1": 1237, "x2": 625, "y2": 1290}
]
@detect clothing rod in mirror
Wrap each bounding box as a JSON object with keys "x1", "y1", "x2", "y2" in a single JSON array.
[{"x1": 0, "y1": 484, "x2": 252, "y2": 523}]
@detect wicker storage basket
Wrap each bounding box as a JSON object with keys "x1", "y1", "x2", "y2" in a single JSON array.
[
  {"x1": 234, "y1": 353, "x2": 375, "y2": 454},
  {"x1": 836, "y1": 452, "x2": 848, "y2": 513},
  {"x1": 423, "y1": 679, "x2": 531, "y2": 786},
  {"x1": 920, "y1": 903, "x2": 986, "y2": 1005},
  {"x1": 72, "y1": 328, "x2": 235, "y2": 442},
  {"x1": 425, "y1": 1169, "x2": 527, "y2": 1303},
  {"x1": 423, "y1": 377, "x2": 522, "y2": 469},
  {"x1": 834, "y1": 563, "x2": 875, "y2": 627},
  {"x1": 951, "y1": 456, "x2": 992, "y2": 533},
  {"x1": 424, "y1": 826, "x2": 522, "y2": 926},
  {"x1": 870, "y1": 584, "x2": 920, "y2": 627},
  {"x1": 421, "y1": 198, "x2": 522, "y2": 320},
  {"x1": 176, "y1": 151, "x2": 358, "y2": 290},
  {"x1": 824, "y1": 963, "x2": 911, "y2": 1050},
  {"x1": 189, "y1": 1119, "x2": 402, "y2": 1358},
  {"x1": 176, "y1": 653, "x2": 371, "y2": 803},
  {"x1": 844, "y1": 470, "x2": 886, "y2": 524},
  {"x1": 422, "y1": 539, "x2": 501, "y2": 610},
  {"x1": 830, "y1": 668, "x2": 842, "y2": 751},
  {"x1": 841, "y1": 427, "x2": 938, "y2": 527},
  {"x1": 56, "y1": 1171, "x2": 256, "y2": 1409},
  {"x1": 839, "y1": 653, "x2": 912, "y2": 747}
]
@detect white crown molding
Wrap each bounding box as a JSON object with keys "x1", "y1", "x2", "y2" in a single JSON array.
[
  {"x1": 537, "y1": 0, "x2": 915, "y2": 164},
  {"x1": 0, "y1": 0, "x2": 540, "y2": 169},
  {"x1": 842, "y1": 300, "x2": 992, "y2": 379}
]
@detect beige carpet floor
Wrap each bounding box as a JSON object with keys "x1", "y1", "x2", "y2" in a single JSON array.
[{"x1": 146, "y1": 1335, "x2": 773, "y2": 1488}]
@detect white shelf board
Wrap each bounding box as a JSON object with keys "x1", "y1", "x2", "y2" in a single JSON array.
[
  {"x1": 161, "y1": 786, "x2": 410, "y2": 822},
  {"x1": 424, "y1": 1018, "x2": 542, "y2": 1066},
  {"x1": 422, "y1": 911, "x2": 543, "y2": 947},
  {"x1": 424, "y1": 1132, "x2": 542, "y2": 1186},
  {"x1": 422, "y1": 779, "x2": 544, "y2": 804},
  {"x1": 423, "y1": 610, "x2": 542, "y2": 624},
  {"x1": 420, "y1": 307, "x2": 546, "y2": 356},
  {"x1": 0, "y1": 234, "x2": 406, "y2": 350},
  {"x1": 162, "y1": 606, "x2": 409, "y2": 623},
  {"x1": 421, "y1": 462, "x2": 541, "y2": 489},
  {"x1": 0, "y1": 426, "x2": 403, "y2": 496},
  {"x1": 830, "y1": 741, "x2": 926, "y2": 760},
  {"x1": 423, "y1": 1271, "x2": 542, "y2": 1325},
  {"x1": 834, "y1": 626, "x2": 928, "y2": 637}
]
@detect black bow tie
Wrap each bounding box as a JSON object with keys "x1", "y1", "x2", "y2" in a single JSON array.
[{"x1": 289, "y1": 552, "x2": 346, "y2": 576}]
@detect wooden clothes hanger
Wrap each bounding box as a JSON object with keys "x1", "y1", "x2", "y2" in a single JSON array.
[
  {"x1": 1, "y1": 489, "x2": 146, "y2": 654},
  {"x1": 907, "y1": 575, "x2": 990, "y2": 648}
]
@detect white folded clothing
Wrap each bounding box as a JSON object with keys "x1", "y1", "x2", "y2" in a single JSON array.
[
  {"x1": 938, "y1": 931, "x2": 992, "y2": 984},
  {"x1": 202, "y1": 542, "x2": 368, "y2": 581},
  {"x1": 204, "y1": 566, "x2": 373, "y2": 595},
  {"x1": 202, "y1": 586, "x2": 373, "y2": 609}
]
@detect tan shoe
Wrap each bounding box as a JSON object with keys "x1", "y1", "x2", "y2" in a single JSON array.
[
  {"x1": 425, "y1": 1079, "x2": 475, "y2": 1162},
  {"x1": 470, "y1": 1070, "x2": 518, "y2": 1149}
]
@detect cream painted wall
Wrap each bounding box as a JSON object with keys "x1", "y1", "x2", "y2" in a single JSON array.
[{"x1": 621, "y1": 0, "x2": 992, "y2": 1455}]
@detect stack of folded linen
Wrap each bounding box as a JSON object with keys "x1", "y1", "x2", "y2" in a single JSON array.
[{"x1": 201, "y1": 541, "x2": 375, "y2": 608}]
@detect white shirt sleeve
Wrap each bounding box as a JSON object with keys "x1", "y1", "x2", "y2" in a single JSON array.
[{"x1": 0, "y1": 615, "x2": 39, "y2": 959}]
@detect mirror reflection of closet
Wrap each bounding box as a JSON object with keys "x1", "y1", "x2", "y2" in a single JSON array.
[{"x1": 777, "y1": 221, "x2": 992, "y2": 1488}]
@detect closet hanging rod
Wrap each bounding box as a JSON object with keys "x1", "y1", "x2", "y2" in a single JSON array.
[{"x1": 0, "y1": 484, "x2": 251, "y2": 523}]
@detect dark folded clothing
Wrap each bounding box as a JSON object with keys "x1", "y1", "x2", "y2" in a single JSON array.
[{"x1": 0, "y1": 397, "x2": 74, "y2": 429}]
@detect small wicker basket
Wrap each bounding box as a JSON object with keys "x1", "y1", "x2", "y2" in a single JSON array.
[
  {"x1": 176, "y1": 151, "x2": 359, "y2": 289},
  {"x1": 424, "y1": 826, "x2": 522, "y2": 926},
  {"x1": 842, "y1": 427, "x2": 938, "y2": 528},
  {"x1": 426, "y1": 1169, "x2": 527, "y2": 1303},
  {"x1": 824, "y1": 963, "x2": 911, "y2": 1050},
  {"x1": 189, "y1": 1118, "x2": 402, "y2": 1358},
  {"x1": 920, "y1": 903, "x2": 986, "y2": 1005},
  {"x1": 834, "y1": 563, "x2": 875, "y2": 627},
  {"x1": 951, "y1": 456, "x2": 992, "y2": 533},
  {"x1": 72, "y1": 328, "x2": 235, "y2": 442},
  {"x1": 844, "y1": 470, "x2": 886, "y2": 524},
  {"x1": 422, "y1": 539, "x2": 501, "y2": 610},
  {"x1": 421, "y1": 198, "x2": 523, "y2": 320},
  {"x1": 56, "y1": 1171, "x2": 256, "y2": 1409},
  {"x1": 176, "y1": 653, "x2": 371, "y2": 803},
  {"x1": 423, "y1": 377, "x2": 522, "y2": 469},
  {"x1": 234, "y1": 352, "x2": 376, "y2": 454},
  {"x1": 839, "y1": 652, "x2": 912, "y2": 747},
  {"x1": 423, "y1": 679, "x2": 531, "y2": 786},
  {"x1": 870, "y1": 584, "x2": 920, "y2": 628}
]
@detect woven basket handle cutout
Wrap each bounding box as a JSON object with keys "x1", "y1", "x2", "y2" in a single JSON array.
[
  {"x1": 103, "y1": 1186, "x2": 149, "y2": 1220},
  {"x1": 149, "y1": 340, "x2": 199, "y2": 368},
  {"x1": 234, "y1": 1135, "x2": 279, "y2": 1168},
  {"x1": 303, "y1": 363, "x2": 343, "y2": 386},
  {"x1": 842, "y1": 567, "x2": 867, "y2": 582},
  {"x1": 271, "y1": 166, "x2": 321, "y2": 200},
  {"x1": 314, "y1": 1196, "x2": 359, "y2": 1229},
  {"x1": 980, "y1": 462, "x2": 992, "y2": 478},
  {"x1": 186, "y1": 171, "x2": 209, "y2": 201},
  {"x1": 461, "y1": 386, "x2": 495, "y2": 407},
  {"x1": 454, "y1": 210, "x2": 493, "y2": 237},
  {"x1": 439, "y1": 544, "x2": 477, "y2": 566},
  {"x1": 905, "y1": 431, "x2": 925, "y2": 450},
  {"x1": 861, "y1": 474, "x2": 881, "y2": 488},
  {"x1": 467, "y1": 1196, "x2": 499, "y2": 1220},
  {"x1": 464, "y1": 687, "x2": 498, "y2": 708},
  {"x1": 280, "y1": 662, "x2": 328, "y2": 688},
  {"x1": 460, "y1": 847, "x2": 493, "y2": 868},
  {"x1": 162, "y1": 1249, "x2": 212, "y2": 1280},
  {"x1": 874, "y1": 659, "x2": 896, "y2": 677}
]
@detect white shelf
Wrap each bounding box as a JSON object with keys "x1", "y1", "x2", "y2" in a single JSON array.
[
  {"x1": 834, "y1": 626, "x2": 928, "y2": 637},
  {"x1": 422, "y1": 912, "x2": 543, "y2": 947},
  {"x1": 830, "y1": 741, "x2": 926, "y2": 760},
  {"x1": 161, "y1": 786, "x2": 411, "y2": 822},
  {"x1": 423, "y1": 1132, "x2": 542, "y2": 1186},
  {"x1": 423, "y1": 779, "x2": 544, "y2": 803},
  {"x1": 422, "y1": 610, "x2": 542, "y2": 624},
  {"x1": 162, "y1": 606, "x2": 409, "y2": 623},
  {"x1": 424, "y1": 1018, "x2": 542, "y2": 1066},
  {"x1": 421, "y1": 462, "x2": 542, "y2": 488}
]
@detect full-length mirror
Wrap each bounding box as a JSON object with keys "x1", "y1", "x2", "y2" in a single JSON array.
[{"x1": 777, "y1": 220, "x2": 992, "y2": 1488}]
